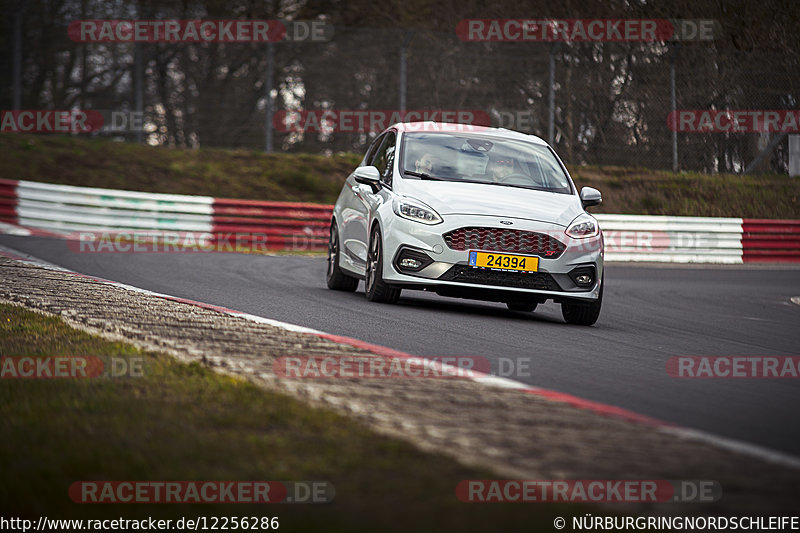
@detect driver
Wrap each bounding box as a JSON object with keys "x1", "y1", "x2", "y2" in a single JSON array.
[
  {"x1": 415, "y1": 152, "x2": 437, "y2": 174},
  {"x1": 487, "y1": 156, "x2": 515, "y2": 182}
]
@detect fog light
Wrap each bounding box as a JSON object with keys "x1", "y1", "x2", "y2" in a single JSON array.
[
  {"x1": 568, "y1": 266, "x2": 596, "y2": 290},
  {"x1": 394, "y1": 248, "x2": 434, "y2": 273},
  {"x1": 400, "y1": 258, "x2": 423, "y2": 269}
]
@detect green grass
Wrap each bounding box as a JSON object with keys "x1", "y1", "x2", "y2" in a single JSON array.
[
  {"x1": 570, "y1": 165, "x2": 800, "y2": 219},
  {"x1": 2, "y1": 133, "x2": 796, "y2": 217},
  {"x1": 0, "y1": 303, "x2": 576, "y2": 531},
  {"x1": 0, "y1": 134, "x2": 360, "y2": 205}
]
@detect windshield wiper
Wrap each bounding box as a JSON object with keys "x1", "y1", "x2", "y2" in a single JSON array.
[
  {"x1": 488, "y1": 182, "x2": 548, "y2": 192},
  {"x1": 403, "y1": 170, "x2": 446, "y2": 181}
]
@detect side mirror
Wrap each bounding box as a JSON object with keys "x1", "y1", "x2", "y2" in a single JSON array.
[
  {"x1": 353, "y1": 166, "x2": 382, "y2": 193},
  {"x1": 580, "y1": 187, "x2": 602, "y2": 208}
]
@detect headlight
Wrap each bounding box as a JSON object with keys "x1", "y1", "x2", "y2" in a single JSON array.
[
  {"x1": 393, "y1": 197, "x2": 443, "y2": 225},
  {"x1": 565, "y1": 213, "x2": 599, "y2": 238}
]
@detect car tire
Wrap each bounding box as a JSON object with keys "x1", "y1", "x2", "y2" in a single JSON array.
[
  {"x1": 326, "y1": 222, "x2": 359, "y2": 292},
  {"x1": 561, "y1": 280, "x2": 602, "y2": 326},
  {"x1": 365, "y1": 227, "x2": 401, "y2": 303},
  {"x1": 506, "y1": 302, "x2": 538, "y2": 312}
]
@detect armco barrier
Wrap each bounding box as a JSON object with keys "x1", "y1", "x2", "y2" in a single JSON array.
[
  {"x1": 0, "y1": 178, "x2": 797, "y2": 261},
  {"x1": 0, "y1": 178, "x2": 330, "y2": 251},
  {"x1": 596, "y1": 214, "x2": 744, "y2": 264},
  {"x1": 742, "y1": 219, "x2": 800, "y2": 263},
  {"x1": 212, "y1": 197, "x2": 330, "y2": 250}
]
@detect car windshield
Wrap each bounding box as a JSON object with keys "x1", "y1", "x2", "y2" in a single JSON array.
[{"x1": 401, "y1": 132, "x2": 573, "y2": 194}]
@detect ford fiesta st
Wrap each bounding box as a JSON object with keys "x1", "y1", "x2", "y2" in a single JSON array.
[{"x1": 326, "y1": 122, "x2": 604, "y2": 325}]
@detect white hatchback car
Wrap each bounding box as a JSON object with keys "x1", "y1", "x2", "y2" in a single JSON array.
[{"x1": 326, "y1": 122, "x2": 604, "y2": 325}]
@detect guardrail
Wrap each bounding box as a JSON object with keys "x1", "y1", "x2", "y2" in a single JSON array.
[
  {"x1": 596, "y1": 215, "x2": 745, "y2": 264},
  {"x1": 742, "y1": 219, "x2": 800, "y2": 263},
  {"x1": 0, "y1": 178, "x2": 797, "y2": 262},
  {"x1": 0, "y1": 178, "x2": 330, "y2": 251}
]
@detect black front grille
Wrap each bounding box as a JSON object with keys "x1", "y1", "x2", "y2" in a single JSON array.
[
  {"x1": 443, "y1": 227, "x2": 566, "y2": 258},
  {"x1": 439, "y1": 265, "x2": 562, "y2": 291}
]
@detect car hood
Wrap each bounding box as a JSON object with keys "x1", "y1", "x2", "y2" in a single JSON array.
[{"x1": 399, "y1": 180, "x2": 583, "y2": 227}]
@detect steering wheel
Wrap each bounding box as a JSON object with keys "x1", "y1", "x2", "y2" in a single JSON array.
[{"x1": 495, "y1": 173, "x2": 532, "y2": 186}]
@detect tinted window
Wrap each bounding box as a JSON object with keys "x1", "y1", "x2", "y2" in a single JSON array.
[
  {"x1": 400, "y1": 132, "x2": 572, "y2": 194},
  {"x1": 372, "y1": 132, "x2": 396, "y2": 187},
  {"x1": 364, "y1": 134, "x2": 386, "y2": 166}
]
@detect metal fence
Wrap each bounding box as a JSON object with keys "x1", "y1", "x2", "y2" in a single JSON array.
[{"x1": 4, "y1": 3, "x2": 798, "y2": 174}]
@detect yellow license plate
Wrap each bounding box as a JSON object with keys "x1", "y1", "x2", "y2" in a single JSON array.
[{"x1": 468, "y1": 251, "x2": 539, "y2": 272}]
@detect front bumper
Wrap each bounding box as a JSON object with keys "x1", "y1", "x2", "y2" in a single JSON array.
[{"x1": 380, "y1": 214, "x2": 603, "y2": 302}]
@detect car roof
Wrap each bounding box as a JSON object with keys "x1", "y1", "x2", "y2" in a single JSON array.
[{"x1": 386, "y1": 122, "x2": 549, "y2": 146}]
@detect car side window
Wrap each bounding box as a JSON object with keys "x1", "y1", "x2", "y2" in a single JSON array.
[
  {"x1": 372, "y1": 132, "x2": 396, "y2": 187},
  {"x1": 364, "y1": 134, "x2": 386, "y2": 167}
]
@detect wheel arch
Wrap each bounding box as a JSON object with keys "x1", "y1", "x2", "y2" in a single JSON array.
[{"x1": 369, "y1": 217, "x2": 382, "y2": 239}]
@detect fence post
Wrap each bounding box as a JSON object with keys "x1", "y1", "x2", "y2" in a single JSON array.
[
  {"x1": 670, "y1": 43, "x2": 680, "y2": 172},
  {"x1": 399, "y1": 31, "x2": 415, "y2": 113},
  {"x1": 12, "y1": 1, "x2": 28, "y2": 110},
  {"x1": 548, "y1": 43, "x2": 559, "y2": 146},
  {"x1": 134, "y1": 43, "x2": 143, "y2": 143},
  {"x1": 789, "y1": 135, "x2": 800, "y2": 177},
  {"x1": 264, "y1": 41, "x2": 274, "y2": 152}
]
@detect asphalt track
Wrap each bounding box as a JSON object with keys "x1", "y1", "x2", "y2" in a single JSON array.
[{"x1": 2, "y1": 234, "x2": 799, "y2": 457}]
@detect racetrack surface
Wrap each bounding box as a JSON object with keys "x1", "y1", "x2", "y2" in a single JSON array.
[{"x1": 2, "y1": 234, "x2": 799, "y2": 457}]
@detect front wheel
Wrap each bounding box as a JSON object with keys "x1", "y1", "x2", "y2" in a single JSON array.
[
  {"x1": 561, "y1": 282, "x2": 602, "y2": 326},
  {"x1": 365, "y1": 227, "x2": 401, "y2": 303}
]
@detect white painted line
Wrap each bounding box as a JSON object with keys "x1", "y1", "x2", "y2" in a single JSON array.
[
  {"x1": 662, "y1": 427, "x2": 800, "y2": 471},
  {"x1": 1, "y1": 243, "x2": 799, "y2": 471},
  {"x1": 0, "y1": 222, "x2": 31, "y2": 237},
  {"x1": 472, "y1": 374, "x2": 531, "y2": 390},
  {"x1": 215, "y1": 310, "x2": 325, "y2": 335}
]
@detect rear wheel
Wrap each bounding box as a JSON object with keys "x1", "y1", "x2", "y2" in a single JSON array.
[
  {"x1": 561, "y1": 281, "x2": 602, "y2": 326},
  {"x1": 365, "y1": 227, "x2": 401, "y2": 303},
  {"x1": 326, "y1": 222, "x2": 359, "y2": 292}
]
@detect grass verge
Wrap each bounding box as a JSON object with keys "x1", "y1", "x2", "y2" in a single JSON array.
[
  {"x1": 0, "y1": 302, "x2": 575, "y2": 532},
  {"x1": 2, "y1": 133, "x2": 798, "y2": 218},
  {"x1": 0, "y1": 134, "x2": 360, "y2": 205}
]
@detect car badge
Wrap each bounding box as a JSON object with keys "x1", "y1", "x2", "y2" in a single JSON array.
[{"x1": 500, "y1": 220, "x2": 513, "y2": 225}]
